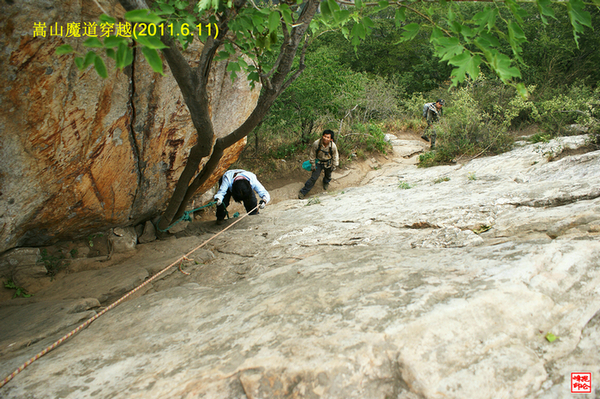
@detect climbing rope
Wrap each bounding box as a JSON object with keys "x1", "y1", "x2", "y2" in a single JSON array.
[{"x1": 0, "y1": 204, "x2": 260, "y2": 390}]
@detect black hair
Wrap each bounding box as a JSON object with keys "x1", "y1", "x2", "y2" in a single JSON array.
[
  {"x1": 231, "y1": 179, "x2": 252, "y2": 203},
  {"x1": 436, "y1": 99, "x2": 445, "y2": 106},
  {"x1": 323, "y1": 129, "x2": 335, "y2": 141}
]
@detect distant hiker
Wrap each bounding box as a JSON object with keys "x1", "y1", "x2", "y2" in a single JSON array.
[
  {"x1": 298, "y1": 129, "x2": 339, "y2": 199},
  {"x1": 214, "y1": 169, "x2": 270, "y2": 224},
  {"x1": 422, "y1": 99, "x2": 445, "y2": 149}
]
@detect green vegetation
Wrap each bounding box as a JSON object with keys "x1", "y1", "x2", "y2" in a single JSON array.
[
  {"x1": 434, "y1": 177, "x2": 451, "y2": 184},
  {"x1": 398, "y1": 181, "x2": 412, "y2": 190},
  {"x1": 4, "y1": 279, "x2": 32, "y2": 299},
  {"x1": 39, "y1": 248, "x2": 68, "y2": 278},
  {"x1": 244, "y1": 3, "x2": 599, "y2": 171}
]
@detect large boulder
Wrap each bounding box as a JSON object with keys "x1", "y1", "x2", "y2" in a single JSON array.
[{"x1": 0, "y1": 0, "x2": 259, "y2": 253}]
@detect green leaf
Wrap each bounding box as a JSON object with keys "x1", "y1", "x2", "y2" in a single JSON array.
[
  {"x1": 515, "y1": 83, "x2": 528, "y2": 99},
  {"x1": 158, "y1": 3, "x2": 175, "y2": 14},
  {"x1": 394, "y1": 8, "x2": 406, "y2": 26},
  {"x1": 328, "y1": 0, "x2": 340, "y2": 13},
  {"x1": 321, "y1": 0, "x2": 331, "y2": 17},
  {"x1": 473, "y1": 7, "x2": 497, "y2": 32},
  {"x1": 215, "y1": 50, "x2": 230, "y2": 61},
  {"x1": 256, "y1": 35, "x2": 266, "y2": 50},
  {"x1": 448, "y1": 51, "x2": 481, "y2": 85},
  {"x1": 227, "y1": 61, "x2": 241, "y2": 73},
  {"x1": 351, "y1": 22, "x2": 366, "y2": 40},
  {"x1": 335, "y1": 9, "x2": 350, "y2": 24},
  {"x1": 55, "y1": 44, "x2": 74, "y2": 55},
  {"x1": 141, "y1": 46, "x2": 164, "y2": 75},
  {"x1": 341, "y1": 26, "x2": 349, "y2": 38},
  {"x1": 460, "y1": 24, "x2": 475, "y2": 40},
  {"x1": 197, "y1": 0, "x2": 212, "y2": 12},
  {"x1": 535, "y1": 0, "x2": 556, "y2": 24},
  {"x1": 505, "y1": 0, "x2": 528, "y2": 24},
  {"x1": 104, "y1": 35, "x2": 127, "y2": 48},
  {"x1": 94, "y1": 55, "x2": 108, "y2": 78},
  {"x1": 490, "y1": 52, "x2": 521, "y2": 83},
  {"x1": 400, "y1": 23, "x2": 420, "y2": 42},
  {"x1": 125, "y1": 9, "x2": 164, "y2": 24},
  {"x1": 251, "y1": 13, "x2": 265, "y2": 29},
  {"x1": 106, "y1": 48, "x2": 116, "y2": 60},
  {"x1": 377, "y1": 0, "x2": 389, "y2": 9},
  {"x1": 128, "y1": 47, "x2": 138, "y2": 65},
  {"x1": 83, "y1": 37, "x2": 104, "y2": 48},
  {"x1": 116, "y1": 41, "x2": 128, "y2": 69},
  {"x1": 363, "y1": 17, "x2": 375, "y2": 28},
  {"x1": 478, "y1": 32, "x2": 501, "y2": 48},
  {"x1": 281, "y1": 6, "x2": 293, "y2": 29},
  {"x1": 508, "y1": 21, "x2": 527, "y2": 59},
  {"x1": 432, "y1": 36, "x2": 463, "y2": 61},
  {"x1": 99, "y1": 14, "x2": 116, "y2": 24},
  {"x1": 84, "y1": 51, "x2": 96, "y2": 68},
  {"x1": 269, "y1": 30, "x2": 277, "y2": 45},
  {"x1": 134, "y1": 35, "x2": 168, "y2": 49},
  {"x1": 545, "y1": 332, "x2": 558, "y2": 342},
  {"x1": 567, "y1": 0, "x2": 592, "y2": 48},
  {"x1": 227, "y1": 60, "x2": 241, "y2": 82},
  {"x1": 268, "y1": 11, "x2": 279, "y2": 33},
  {"x1": 355, "y1": 0, "x2": 363, "y2": 7},
  {"x1": 74, "y1": 57, "x2": 84, "y2": 70}
]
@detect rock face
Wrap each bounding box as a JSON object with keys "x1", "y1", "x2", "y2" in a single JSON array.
[
  {"x1": 0, "y1": 0, "x2": 259, "y2": 253},
  {"x1": 0, "y1": 135, "x2": 598, "y2": 398}
]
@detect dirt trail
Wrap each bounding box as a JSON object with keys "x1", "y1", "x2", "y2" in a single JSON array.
[{"x1": 216, "y1": 130, "x2": 428, "y2": 215}]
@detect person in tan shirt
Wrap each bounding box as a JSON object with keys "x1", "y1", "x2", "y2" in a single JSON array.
[{"x1": 298, "y1": 129, "x2": 339, "y2": 199}]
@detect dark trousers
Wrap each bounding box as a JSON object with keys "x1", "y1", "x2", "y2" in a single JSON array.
[
  {"x1": 216, "y1": 190, "x2": 258, "y2": 220},
  {"x1": 424, "y1": 123, "x2": 437, "y2": 148},
  {"x1": 300, "y1": 162, "x2": 332, "y2": 195}
]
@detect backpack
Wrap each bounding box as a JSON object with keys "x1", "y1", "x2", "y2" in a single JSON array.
[{"x1": 423, "y1": 103, "x2": 433, "y2": 118}]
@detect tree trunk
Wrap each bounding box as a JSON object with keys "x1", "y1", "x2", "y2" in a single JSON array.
[{"x1": 118, "y1": 0, "x2": 320, "y2": 230}]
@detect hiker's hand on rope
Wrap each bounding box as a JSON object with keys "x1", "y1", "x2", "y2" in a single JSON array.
[
  {"x1": 216, "y1": 198, "x2": 222, "y2": 206},
  {"x1": 259, "y1": 199, "x2": 266, "y2": 209}
]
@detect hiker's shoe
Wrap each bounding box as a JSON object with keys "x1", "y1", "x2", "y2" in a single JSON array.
[
  {"x1": 323, "y1": 183, "x2": 329, "y2": 190},
  {"x1": 216, "y1": 219, "x2": 225, "y2": 225},
  {"x1": 421, "y1": 135, "x2": 430, "y2": 142},
  {"x1": 298, "y1": 192, "x2": 305, "y2": 199}
]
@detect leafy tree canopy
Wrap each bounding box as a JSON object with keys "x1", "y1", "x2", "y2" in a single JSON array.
[{"x1": 57, "y1": 0, "x2": 595, "y2": 97}]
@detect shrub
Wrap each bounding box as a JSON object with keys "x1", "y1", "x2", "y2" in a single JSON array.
[
  {"x1": 338, "y1": 122, "x2": 391, "y2": 156},
  {"x1": 418, "y1": 83, "x2": 514, "y2": 167}
]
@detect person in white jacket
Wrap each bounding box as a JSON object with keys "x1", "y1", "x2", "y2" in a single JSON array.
[{"x1": 214, "y1": 169, "x2": 270, "y2": 224}]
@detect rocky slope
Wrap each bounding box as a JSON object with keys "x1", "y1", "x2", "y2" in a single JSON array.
[{"x1": 0, "y1": 134, "x2": 599, "y2": 398}]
